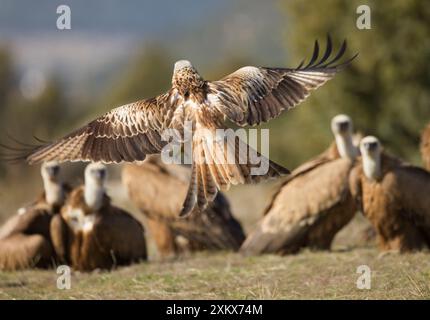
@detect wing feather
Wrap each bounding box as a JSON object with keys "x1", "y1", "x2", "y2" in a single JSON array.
[
  {"x1": 25, "y1": 91, "x2": 179, "y2": 164},
  {"x1": 208, "y1": 37, "x2": 356, "y2": 126}
]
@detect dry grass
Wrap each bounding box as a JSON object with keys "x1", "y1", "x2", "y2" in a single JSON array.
[
  {"x1": 1, "y1": 175, "x2": 429, "y2": 300},
  {"x1": 0, "y1": 249, "x2": 429, "y2": 300}
]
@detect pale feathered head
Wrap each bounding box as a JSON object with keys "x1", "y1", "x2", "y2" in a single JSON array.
[
  {"x1": 172, "y1": 60, "x2": 203, "y2": 94},
  {"x1": 173, "y1": 60, "x2": 194, "y2": 74},
  {"x1": 85, "y1": 162, "x2": 107, "y2": 187},
  {"x1": 41, "y1": 161, "x2": 61, "y2": 182},
  {"x1": 360, "y1": 136, "x2": 381, "y2": 158},
  {"x1": 360, "y1": 136, "x2": 383, "y2": 180},
  {"x1": 331, "y1": 114, "x2": 353, "y2": 136}
]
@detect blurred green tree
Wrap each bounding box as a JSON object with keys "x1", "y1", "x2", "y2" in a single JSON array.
[
  {"x1": 276, "y1": 0, "x2": 430, "y2": 165},
  {"x1": 96, "y1": 45, "x2": 172, "y2": 116},
  {"x1": 5, "y1": 78, "x2": 69, "y2": 140}
]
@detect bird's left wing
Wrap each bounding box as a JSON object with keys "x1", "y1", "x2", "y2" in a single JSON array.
[
  {"x1": 21, "y1": 91, "x2": 180, "y2": 164},
  {"x1": 208, "y1": 37, "x2": 356, "y2": 126}
]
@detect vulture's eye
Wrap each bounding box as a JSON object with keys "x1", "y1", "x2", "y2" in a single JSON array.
[{"x1": 184, "y1": 91, "x2": 190, "y2": 99}]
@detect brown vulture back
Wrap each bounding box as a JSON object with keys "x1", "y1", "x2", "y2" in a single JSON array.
[
  {"x1": 0, "y1": 188, "x2": 70, "y2": 271},
  {"x1": 350, "y1": 153, "x2": 430, "y2": 252},
  {"x1": 122, "y1": 157, "x2": 245, "y2": 257},
  {"x1": 50, "y1": 186, "x2": 147, "y2": 271},
  {"x1": 241, "y1": 143, "x2": 357, "y2": 255}
]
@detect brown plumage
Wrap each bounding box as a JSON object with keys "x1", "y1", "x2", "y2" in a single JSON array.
[
  {"x1": 50, "y1": 164, "x2": 147, "y2": 271},
  {"x1": 420, "y1": 122, "x2": 430, "y2": 170},
  {"x1": 122, "y1": 156, "x2": 245, "y2": 257},
  {"x1": 350, "y1": 136, "x2": 430, "y2": 252},
  {"x1": 0, "y1": 234, "x2": 54, "y2": 270},
  {"x1": 0, "y1": 162, "x2": 70, "y2": 270},
  {"x1": 17, "y1": 37, "x2": 355, "y2": 216},
  {"x1": 241, "y1": 115, "x2": 359, "y2": 255}
]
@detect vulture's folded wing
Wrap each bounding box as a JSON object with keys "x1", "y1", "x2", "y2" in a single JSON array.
[
  {"x1": 241, "y1": 158, "x2": 355, "y2": 255},
  {"x1": 392, "y1": 165, "x2": 430, "y2": 230},
  {"x1": 262, "y1": 143, "x2": 339, "y2": 216},
  {"x1": 22, "y1": 91, "x2": 179, "y2": 164},
  {"x1": 208, "y1": 37, "x2": 356, "y2": 126}
]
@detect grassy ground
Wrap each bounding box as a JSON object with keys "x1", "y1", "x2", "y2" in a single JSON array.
[
  {"x1": 1, "y1": 249, "x2": 429, "y2": 299},
  {"x1": 1, "y1": 173, "x2": 429, "y2": 300}
]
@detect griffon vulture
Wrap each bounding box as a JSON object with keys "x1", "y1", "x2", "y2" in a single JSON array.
[
  {"x1": 420, "y1": 123, "x2": 430, "y2": 170},
  {"x1": 122, "y1": 156, "x2": 245, "y2": 257},
  {"x1": 241, "y1": 114, "x2": 359, "y2": 255},
  {"x1": 50, "y1": 163, "x2": 147, "y2": 271},
  {"x1": 0, "y1": 161, "x2": 70, "y2": 270},
  {"x1": 350, "y1": 136, "x2": 430, "y2": 252},
  {"x1": 16, "y1": 37, "x2": 356, "y2": 216}
]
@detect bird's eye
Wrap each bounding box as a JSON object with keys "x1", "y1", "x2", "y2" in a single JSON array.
[{"x1": 184, "y1": 91, "x2": 190, "y2": 98}]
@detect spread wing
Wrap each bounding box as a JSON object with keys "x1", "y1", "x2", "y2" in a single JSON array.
[
  {"x1": 22, "y1": 91, "x2": 180, "y2": 164},
  {"x1": 208, "y1": 37, "x2": 357, "y2": 126}
]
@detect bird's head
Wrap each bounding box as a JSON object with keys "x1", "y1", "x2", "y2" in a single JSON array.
[
  {"x1": 172, "y1": 60, "x2": 204, "y2": 97},
  {"x1": 331, "y1": 114, "x2": 353, "y2": 136},
  {"x1": 360, "y1": 136, "x2": 381, "y2": 157},
  {"x1": 360, "y1": 136, "x2": 382, "y2": 180},
  {"x1": 41, "y1": 161, "x2": 61, "y2": 183},
  {"x1": 85, "y1": 162, "x2": 107, "y2": 187},
  {"x1": 84, "y1": 163, "x2": 107, "y2": 211},
  {"x1": 331, "y1": 114, "x2": 358, "y2": 160}
]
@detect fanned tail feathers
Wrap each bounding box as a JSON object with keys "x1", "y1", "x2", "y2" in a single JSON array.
[{"x1": 179, "y1": 131, "x2": 289, "y2": 216}]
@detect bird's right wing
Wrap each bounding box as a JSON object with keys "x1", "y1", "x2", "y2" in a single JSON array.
[
  {"x1": 19, "y1": 90, "x2": 181, "y2": 164},
  {"x1": 208, "y1": 37, "x2": 357, "y2": 126}
]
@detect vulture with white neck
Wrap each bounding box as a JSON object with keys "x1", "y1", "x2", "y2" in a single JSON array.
[
  {"x1": 50, "y1": 163, "x2": 147, "y2": 271},
  {"x1": 241, "y1": 114, "x2": 360, "y2": 255},
  {"x1": 122, "y1": 156, "x2": 245, "y2": 258},
  {"x1": 0, "y1": 161, "x2": 70, "y2": 270},
  {"x1": 350, "y1": 136, "x2": 430, "y2": 252}
]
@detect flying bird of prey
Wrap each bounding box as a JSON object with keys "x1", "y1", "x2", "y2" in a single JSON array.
[
  {"x1": 350, "y1": 136, "x2": 430, "y2": 252},
  {"x1": 420, "y1": 122, "x2": 430, "y2": 171},
  {"x1": 14, "y1": 37, "x2": 356, "y2": 216},
  {"x1": 241, "y1": 114, "x2": 360, "y2": 255},
  {"x1": 122, "y1": 156, "x2": 245, "y2": 258},
  {"x1": 0, "y1": 161, "x2": 70, "y2": 270},
  {"x1": 50, "y1": 163, "x2": 147, "y2": 271}
]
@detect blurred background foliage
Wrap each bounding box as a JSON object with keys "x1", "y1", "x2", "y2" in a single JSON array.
[
  {"x1": 278, "y1": 0, "x2": 430, "y2": 164},
  {"x1": 0, "y1": 0, "x2": 429, "y2": 217}
]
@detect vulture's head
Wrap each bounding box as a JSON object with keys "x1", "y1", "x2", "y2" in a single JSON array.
[
  {"x1": 41, "y1": 161, "x2": 61, "y2": 183},
  {"x1": 172, "y1": 60, "x2": 204, "y2": 97},
  {"x1": 331, "y1": 114, "x2": 353, "y2": 136},
  {"x1": 360, "y1": 136, "x2": 381, "y2": 156},
  {"x1": 85, "y1": 163, "x2": 107, "y2": 188},
  {"x1": 360, "y1": 136, "x2": 382, "y2": 180},
  {"x1": 84, "y1": 163, "x2": 107, "y2": 211},
  {"x1": 331, "y1": 114, "x2": 358, "y2": 160}
]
